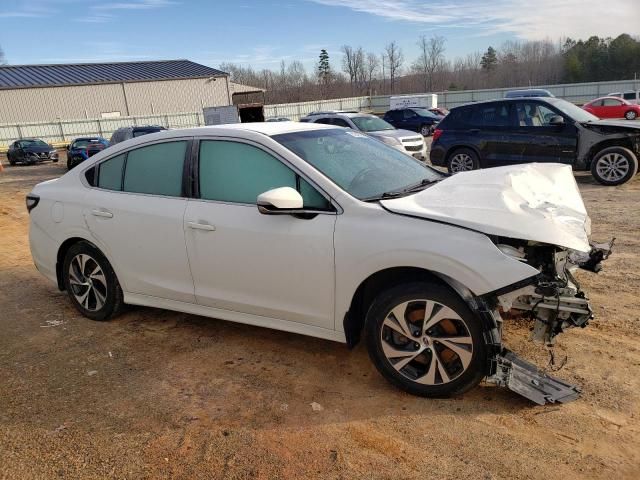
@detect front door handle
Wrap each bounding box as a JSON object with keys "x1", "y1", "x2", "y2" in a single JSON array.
[
  {"x1": 91, "y1": 209, "x2": 113, "y2": 218},
  {"x1": 187, "y1": 221, "x2": 215, "y2": 231}
]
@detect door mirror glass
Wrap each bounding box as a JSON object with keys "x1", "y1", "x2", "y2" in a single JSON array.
[
  {"x1": 549, "y1": 115, "x2": 564, "y2": 126},
  {"x1": 257, "y1": 187, "x2": 303, "y2": 214}
]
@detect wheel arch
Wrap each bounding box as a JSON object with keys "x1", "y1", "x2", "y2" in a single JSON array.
[
  {"x1": 342, "y1": 266, "x2": 479, "y2": 348},
  {"x1": 585, "y1": 137, "x2": 638, "y2": 168},
  {"x1": 444, "y1": 144, "x2": 481, "y2": 165},
  {"x1": 56, "y1": 237, "x2": 102, "y2": 291}
]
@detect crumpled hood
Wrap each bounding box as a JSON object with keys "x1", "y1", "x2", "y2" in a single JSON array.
[{"x1": 381, "y1": 163, "x2": 591, "y2": 252}]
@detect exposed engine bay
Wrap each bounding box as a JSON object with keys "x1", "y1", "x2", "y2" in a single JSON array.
[{"x1": 484, "y1": 238, "x2": 614, "y2": 404}]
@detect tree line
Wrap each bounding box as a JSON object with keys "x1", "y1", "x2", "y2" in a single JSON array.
[{"x1": 220, "y1": 33, "x2": 639, "y2": 105}]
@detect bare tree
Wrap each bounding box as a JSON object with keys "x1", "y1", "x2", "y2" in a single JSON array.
[
  {"x1": 341, "y1": 45, "x2": 366, "y2": 94},
  {"x1": 413, "y1": 35, "x2": 446, "y2": 92},
  {"x1": 385, "y1": 41, "x2": 403, "y2": 93},
  {"x1": 365, "y1": 52, "x2": 380, "y2": 94}
]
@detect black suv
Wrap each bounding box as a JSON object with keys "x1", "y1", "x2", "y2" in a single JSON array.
[
  {"x1": 109, "y1": 125, "x2": 166, "y2": 146},
  {"x1": 430, "y1": 97, "x2": 640, "y2": 186}
]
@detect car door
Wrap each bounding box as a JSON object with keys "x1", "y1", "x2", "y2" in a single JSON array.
[
  {"x1": 504, "y1": 101, "x2": 569, "y2": 164},
  {"x1": 602, "y1": 98, "x2": 625, "y2": 118},
  {"x1": 13, "y1": 141, "x2": 25, "y2": 162},
  {"x1": 184, "y1": 138, "x2": 337, "y2": 329},
  {"x1": 467, "y1": 102, "x2": 513, "y2": 167},
  {"x1": 83, "y1": 139, "x2": 196, "y2": 303}
]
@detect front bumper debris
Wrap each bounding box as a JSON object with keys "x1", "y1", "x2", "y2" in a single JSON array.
[{"x1": 488, "y1": 349, "x2": 581, "y2": 405}]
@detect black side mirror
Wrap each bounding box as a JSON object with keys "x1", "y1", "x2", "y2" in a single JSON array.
[{"x1": 549, "y1": 115, "x2": 564, "y2": 126}]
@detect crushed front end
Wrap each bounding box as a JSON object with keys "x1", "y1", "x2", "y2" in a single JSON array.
[{"x1": 481, "y1": 239, "x2": 614, "y2": 405}]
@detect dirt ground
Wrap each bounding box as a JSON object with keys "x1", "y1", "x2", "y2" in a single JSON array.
[{"x1": 1, "y1": 153, "x2": 639, "y2": 480}]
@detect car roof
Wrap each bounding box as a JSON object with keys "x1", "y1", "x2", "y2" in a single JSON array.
[
  {"x1": 589, "y1": 96, "x2": 628, "y2": 101},
  {"x1": 207, "y1": 121, "x2": 336, "y2": 135}
]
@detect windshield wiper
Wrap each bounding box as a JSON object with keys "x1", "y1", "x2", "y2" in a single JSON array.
[{"x1": 361, "y1": 178, "x2": 439, "y2": 202}]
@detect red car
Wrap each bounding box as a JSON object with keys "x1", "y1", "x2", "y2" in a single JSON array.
[{"x1": 582, "y1": 96, "x2": 640, "y2": 120}]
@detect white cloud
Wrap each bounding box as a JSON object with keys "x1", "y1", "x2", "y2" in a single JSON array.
[{"x1": 307, "y1": 0, "x2": 639, "y2": 40}]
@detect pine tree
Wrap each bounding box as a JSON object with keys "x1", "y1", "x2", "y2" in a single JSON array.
[{"x1": 481, "y1": 46, "x2": 498, "y2": 71}]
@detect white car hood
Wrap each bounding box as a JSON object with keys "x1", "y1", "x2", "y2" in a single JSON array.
[{"x1": 381, "y1": 164, "x2": 591, "y2": 252}]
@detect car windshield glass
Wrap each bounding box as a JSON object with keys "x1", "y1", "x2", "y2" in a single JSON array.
[
  {"x1": 414, "y1": 109, "x2": 438, "y2": 118},
  {"x1": 552, "y1": 99, "x2": 599, "y2": 122},
  {"x1": 351, "y1": 116, "x2": 395, "y2": 132},
  {"x1": 22, "y1": 139, "x2": 48, "y2": 147},
  {"x1": 273, "y1": 128, "x2": 443, "y2": 200},
  {"x1": 73, "y1": 139, "x2": 102, "y2": 148}
]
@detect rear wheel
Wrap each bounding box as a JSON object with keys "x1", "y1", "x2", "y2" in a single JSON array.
[
  {"x1": 365, "y1": 282, "x2": 488, "y2": 397},
  {"x1": 420, "y1": 124, "x2": 431, "y2": 136},
  {"x1": 67, "y1": 157, "x2": 77, "y2": 170},
  {"x1": 624, "y1": 110, "x2": 637, "y2": 120},
  {"x1": 8, "y1": 153, "x2": 16, "y2": 166},
  {"x1": 447, "y1": 148, "x2": 479, "y2": 173},
  {"x1": 590, "y1": 146, "x2": 638, "y2": 186},
  {"x1": 63, "y1": 242, "x2": 124, "y2": 321}
]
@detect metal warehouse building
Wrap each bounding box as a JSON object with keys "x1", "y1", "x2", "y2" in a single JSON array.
[{"x1": 0, "y1": 59, "x2": 260, "y2": 124}]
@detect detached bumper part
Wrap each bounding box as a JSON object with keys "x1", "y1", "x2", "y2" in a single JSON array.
[{"x1": 488, "y1": 349, "x2": 581, "y2": 405}]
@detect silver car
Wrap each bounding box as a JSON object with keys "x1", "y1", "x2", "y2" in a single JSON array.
[{"x1": 301, "y1": 112, "x2": 427, "y2": 161}]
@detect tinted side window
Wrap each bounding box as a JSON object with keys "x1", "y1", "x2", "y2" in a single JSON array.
[
  {"x1": 123, "y1": 141, "x2": 186, "y2": 196},
  {"x1": 603, "y1": 98, "x2": 622, "y2": 106},
  {"x1": 439, "y1": 108, "x2": 468, "y2": 129},
  {"x1": 199, "y1": 140, "x2": 330, "y2": 210},
  {"x1": 314, "y1": 118, "x2": 333, "y2": 125},
  {"x1": 98, "y1": 154, "x2": 126, "y2": 190},
  {"x1": 623, "y1": 92, "x2": 636, "y2": 100},
  {"x1": 331, "y1": 118, "x2": 351, "y2": 128},
  {"x1": 469, "y1": 104, "x2": 512, "y2": 127}
]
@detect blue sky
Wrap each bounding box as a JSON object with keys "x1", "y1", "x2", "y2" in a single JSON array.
[{"x1": 0, "y1": 0, "x2": 637, "y2": 71}]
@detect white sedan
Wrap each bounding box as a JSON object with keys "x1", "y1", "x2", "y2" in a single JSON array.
[{"x1": 27, "y1": 122, "x2": 609, "y2": 403}]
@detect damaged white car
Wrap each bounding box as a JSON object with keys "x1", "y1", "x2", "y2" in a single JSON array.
[{"x1": 27, "y1": 122, "x2": 612, "y2": 405}]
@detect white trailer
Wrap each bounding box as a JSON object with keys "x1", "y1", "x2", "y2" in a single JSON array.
[{"x1": 389, "y1": 94, "x2": 438, "y2": 110}]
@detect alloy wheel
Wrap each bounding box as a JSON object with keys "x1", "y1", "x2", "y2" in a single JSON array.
[
  {"x1": 420, "y1": 126, "x2": 430, "y2": 136},
  {"x1": 625, "y1": 111, "x2": 637, "y2": 120},
  {"x1": 68, "y1": 254, "x2": 107, "y2": 311},
  {"x1": 380, "y1": 299, "x2": 473, "y2": 385},
  {"x1": 449, "y1": 153, "x2": 474, "y2": 172},
  {"x1": 595, "y1": 153, "x2": 630, "y2": 183}
]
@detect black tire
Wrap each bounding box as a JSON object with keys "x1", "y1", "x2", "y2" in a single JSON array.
[
  {"x1": 447, "y1": 147, "x2": 480, "y2": 173},
  {"x1": 420, "y1": 124, "x2": 431, "y2": 136},
  {"x1": 67, "y1": 157, "x2": 76, "y2": 170},
  {"x1": 624, "y1": 110, "x2": 637, "y2": 120},
  {"x1": 62, "y1": 241, "x2": 125, "y2": 321},
  {"x1": 365, "y1": 281, "x2": 488, "y2": 397},
  {"x1": 8, "y1": 154, "x2": 16, "y2": 166},
  {"x1": 590, "y1": 146, "x2": 638, "y2": 186}
]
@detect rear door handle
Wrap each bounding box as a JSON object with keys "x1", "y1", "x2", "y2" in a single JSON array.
[
  {"x1": 187, "y1": 221, "x2": 215, "y2": 231},
  {"x1": 91, "y1": 209, "x2": 113, "y2": 218}
]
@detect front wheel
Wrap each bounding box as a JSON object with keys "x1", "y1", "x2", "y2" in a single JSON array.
[
  {"x1": 63, "y1": 241, "x2": 125, "y2": 321},
  {"x1": 590, "y1": 146, "x2": 638, "y2": 186},
  {"x1": 420, "y1": 124, "x2": 431, "y2": 136},
  {"x1": 447, "y1": 148, "x2": 479, "y2": 173},
  {"x1": 624, "y1": 110, "x2": 637, "y2": 120},
  {"x1": 365, "y1": 282, "x2": 488, "y2": 397}
]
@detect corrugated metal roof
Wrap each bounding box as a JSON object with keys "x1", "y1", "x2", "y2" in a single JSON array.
[{"x1": 0, "y1": 60, "x2": 227, "y2": 90}]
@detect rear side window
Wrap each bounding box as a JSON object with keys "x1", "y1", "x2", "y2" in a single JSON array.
[
  {"x1": 123, "y1": 141, "x2": 187, "y2": 196},
  {"x1": 331, "y1": 118, "x2": 351, "y2": 128},
  {"x1": 439, "y1": 108, "x2": 468, "y2": 129},
  {"x1": 470, "y1": 103, "x2": 512, "y2": 127},
  {"x1": 98, "y1": 154, "x2": 126, "y2": 191},
  {"x1": 623, "y1": 92, "x2": 636, "y2": 100},
  {"x1": 314, "y1": 118, "x2": 333, "y2": 125},
  {"x1": 198, "y1": 140, "x2": 331, "y2": 210},
  {"x1": 603, "y1": 98, "x2": 622, "y2": 106}
]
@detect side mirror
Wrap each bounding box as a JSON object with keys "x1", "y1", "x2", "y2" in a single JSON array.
[
  {"x1": 257, "y1": 187, "x2": 303, "y2": 214},
  {"x1": 549, "y1": 115, "x2": 564, "y2": 126}
]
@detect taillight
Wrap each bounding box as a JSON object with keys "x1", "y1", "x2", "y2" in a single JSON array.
[
  {"x1": 432, "y1": 128, "x2": 443, "y2": 142},
  {"x1": 26, "y1": 194, "x2": 40, "y2": 213}
]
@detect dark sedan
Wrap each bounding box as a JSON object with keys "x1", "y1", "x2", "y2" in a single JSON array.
[
  {"x1": 6, "y1": 139, "x2": 59, "y2": 166},
  {"x1": 383, "y1": 108, "x2": 442, "y2": 136}
]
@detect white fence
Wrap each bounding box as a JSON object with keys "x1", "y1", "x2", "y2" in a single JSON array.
[
  {"x1": 2, "y1": 79, "x2": 639, "y2": 149},
  {"x1": 0, "y1": 112, "x2": 204, "y2": 149},
  {"x1": 264, "y1": 96, "x2": 371, "y2": 121}
]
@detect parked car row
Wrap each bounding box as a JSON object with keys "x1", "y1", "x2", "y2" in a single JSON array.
[{"x1": 3, "y1": 125, "x2": 167, "y2": 170}]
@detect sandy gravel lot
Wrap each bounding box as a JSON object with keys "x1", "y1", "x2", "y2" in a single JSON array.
[{"x1": 1, "y1": 155, "x2": 639, "y2": 479}]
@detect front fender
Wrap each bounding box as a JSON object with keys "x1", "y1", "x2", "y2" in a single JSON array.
[{"x1": 333, "y1": 210, "x2": 539, "y2": 332}]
